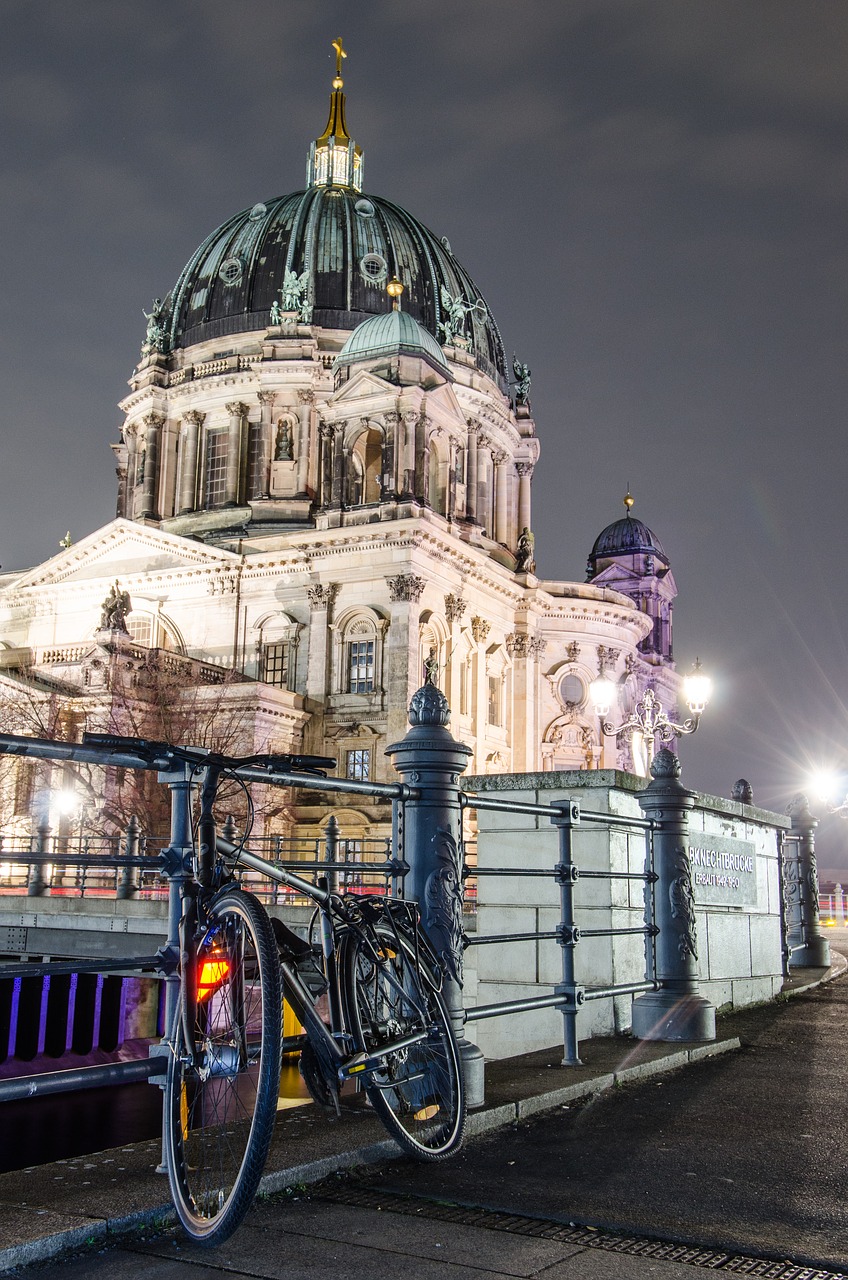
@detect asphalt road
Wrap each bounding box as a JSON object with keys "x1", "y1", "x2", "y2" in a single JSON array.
[{"x1": 15, "y1": 941, "x2": 848, "y2": 1279}]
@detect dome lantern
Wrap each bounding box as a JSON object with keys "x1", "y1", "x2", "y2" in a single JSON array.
[{"x1": 306, "y1": 37, "x2": 364, "y2": 192}]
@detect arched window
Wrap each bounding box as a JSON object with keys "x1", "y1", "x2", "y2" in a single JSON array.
[
  {"x1": 126, "y1": 610, "x2": 182, "y2": 652},
  {"x1": 332, "y1": 608, "x2": 388, "y2": 697}
]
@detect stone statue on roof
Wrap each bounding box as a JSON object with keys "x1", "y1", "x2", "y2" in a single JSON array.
[
  {"x1": 100, "y1": 581, "x2": 132, "y2": 633},
  {"x1": 512, "y1": 356, "x2": 531, "y2": 406}
]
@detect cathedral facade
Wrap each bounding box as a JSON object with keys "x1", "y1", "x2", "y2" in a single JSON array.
[{"x1": 0, "y1": 51, "x2": 679, "y2": 844}]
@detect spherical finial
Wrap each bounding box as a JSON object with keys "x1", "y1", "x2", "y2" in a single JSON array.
[{"x1": 623, "y1": 489, "x2": 635, "y2": 515}]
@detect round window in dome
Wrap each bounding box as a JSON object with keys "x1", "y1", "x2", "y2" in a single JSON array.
[
  {"x1": 355, "y1": 198, "x2": 375, "y2": 218},
  {"x1": 359, "y1": 253, "x2": 388, "y2": 285},
  {"x1": 218, "y1": 256, "x2": 244, "y2": 286},
  {"x1": 558, "y1": 673, "x2": 585, "y2": 709},
  {"x1": 248, "y1": 202, "x2": 267, "y2": 222}
]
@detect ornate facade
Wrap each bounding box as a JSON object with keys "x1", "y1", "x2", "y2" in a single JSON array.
[{"x1": 0, "y1": 49, "x2": 680, "y2": 843}]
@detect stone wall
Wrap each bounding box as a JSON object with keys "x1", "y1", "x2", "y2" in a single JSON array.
[{"x1": 464, "y1": 769, "x2": 788, "y2": 1060}]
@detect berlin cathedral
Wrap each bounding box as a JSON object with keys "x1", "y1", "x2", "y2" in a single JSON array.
[{"x1": 0, "y1": 44, "x2": 679, "y2": 846}]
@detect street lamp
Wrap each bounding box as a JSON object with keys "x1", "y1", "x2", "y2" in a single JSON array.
[{"x1": 589, "y1": 659, "x2": 712, "y2": 776}]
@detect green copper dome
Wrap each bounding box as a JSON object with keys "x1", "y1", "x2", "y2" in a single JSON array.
[{"x1": 335, "y1": 307, "x2": 451, "y2": 377}]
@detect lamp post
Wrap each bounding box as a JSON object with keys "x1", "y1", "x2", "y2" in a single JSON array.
[{"x1": 588, "y1": 660, "x2": 712, "y2": 776}]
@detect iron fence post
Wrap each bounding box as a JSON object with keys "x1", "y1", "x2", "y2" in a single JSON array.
[
  {"x1": 324, "y1": 813, "x2": 340, "y2": 894},
  {"x1": 117, "y1": 815, "x2": 141, "y2": 900},
  {"x1": 631, "y1": 748, "x2": 716, "y2": 1042},
  {"x1": 550, "y1": 800, "x2": 583, "y2": 1065},
  {"x1": 26, "y1": 819, "x2": 50, "y2": 897},
  {"x1": 785, "y1": 794, "x2": 830, "y2": 968},
  {"x1": 386, "y1": 682, "x2": 485, "y2": 1107}
]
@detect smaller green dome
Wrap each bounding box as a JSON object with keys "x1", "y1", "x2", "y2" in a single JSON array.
[{"x1": 335, "y1": 308, "x2": 451, "y2": 378}]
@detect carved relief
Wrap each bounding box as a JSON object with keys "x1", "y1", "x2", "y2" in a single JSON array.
[
  {"x1": 506, "y1": 632, "x2": 528, "y2": 657},
  {"x1": 669, "y1": 848, "x2": 698, "y2": 961},
  {"x1": 527, "y1": 636, "x2": 547, "y2": 659},
  {"x1": 423, "y1": 827, "x2": 465, "y2": 986},
  {"x1": 597, "y1": 644, "x2": 619, "y2": 673},
  {"x1": 565, "y1": 641, "x2": 580, "y2": 663}
]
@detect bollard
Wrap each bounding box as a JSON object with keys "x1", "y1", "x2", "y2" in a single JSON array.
[
  {"x1": 117, "y1": 814, "x2": 141, "y2": 900},
  {"x1": 785, "y1": 794, "x2": 830, "y2": 968},
  {"x1": 26, "y1": 820, "x2": 51, "y2": 897},
  {"x1": 386, "y1": 682, "x2": 485, "y2": 1107},
  {"x1": 631, "y1": 748, "x2": 716, "y2": 1042}
]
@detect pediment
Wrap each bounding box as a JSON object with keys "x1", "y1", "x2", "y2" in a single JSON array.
[{"x1": 14, "y1": 519, "x2": 240, "y2": 588}]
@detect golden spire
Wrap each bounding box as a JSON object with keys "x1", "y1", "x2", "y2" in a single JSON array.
[
  {"x1": 308, "y1": 36, "x2": 363, "y2": 189},
  {"x1": 332, "y1": 36, "x2": 347, "y2": 87},
  {"x1": 623, "y1": 488, "x2": 634, "y2": 515}
]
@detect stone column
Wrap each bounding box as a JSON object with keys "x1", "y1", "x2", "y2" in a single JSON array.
[
  {"x1": 318, "y1": 422, "x2": 334, "y2": 507},
  {"x1": 296, "y1": 389, "x2": 314, "y2": 496},
  {"x1": 122, "y1": 424, "x2": 138, "y2": 518},
  {"x1": 401, "y1": 410, "x2": 417, "y2": 497},
  {"x1": 177, "y1": 410, "x2": 203, "y2": 515},
  {"x1": 516, "y1": 462, "x2": 533, "y2": 538},
  {"x1": 785, "y1": 794, "x2": 831, "y2": 967},
  {"x1": 385, "y1": 574, "x2": 426, "y2": 744},
  {"x1": 415, "y1": 413, "x2": 431, "y2": 506},
  {"x1": 445, "y1": 592, "x2": 466, "y2": 713},
  {"x1": 305, "y1": 583, "x2": 338, "y2": 721},
  {"x1": 465, "y1": 421, "x2": 479, "y2": 522},
  {"x1": 493, "y1": 451, "x2": 509, "y2": 545},
  {"x1": 330, "y1": 422, "x2": 346, "y2": 507},
  {"x1": 476, "y1": 435, "x2": 493, "y2": 536},
  {"x1": 224, "y1": 402, "x2": 247, "y2": 506},
  {"x1": 257, "y1": 392, "x2": 276, "y2": 499},
  {"x1": 470, "y1": 615, "x2": 490, "y2": 772},
  {"x1": 140, "y1": 411, "x2": 164, "y2": 519},
  {"x1": 631, "y1": 749, "x2": 716, "y2": 1042},
  {"x1": 386, "y1": 683, "x2": 485, "y2": 1107}
]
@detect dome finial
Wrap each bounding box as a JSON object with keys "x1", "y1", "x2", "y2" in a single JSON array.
[
  {"x1": 623, "y1": 486, "x2": 634, "y2": 517},
  {"x1": 387, "y1": 277, "x2": 404, "y2": 311},
  {"x1": 307, "y1": 37, "x2": 363, "y2": 191}
]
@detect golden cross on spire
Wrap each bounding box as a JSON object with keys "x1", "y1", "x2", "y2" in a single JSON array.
[{"x1": 332, "y1": 36, "x2": 347, "y2": 85}]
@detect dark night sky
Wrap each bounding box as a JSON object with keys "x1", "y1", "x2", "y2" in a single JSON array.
[{"x1": 2, "y1": 1, "x2": 847, "y2": 869}]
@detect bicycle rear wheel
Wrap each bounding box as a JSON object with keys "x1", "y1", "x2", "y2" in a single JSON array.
[
  {"x1": 342, "y1": 924, "x2": 465, "y2": 1160},
  {"x1": 164, "y1": 888, "x2": 282, "y2": 1243}
]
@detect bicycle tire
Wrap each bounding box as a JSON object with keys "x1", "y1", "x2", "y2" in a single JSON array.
[
  {"x1": 341, "y1": 922, "x2": 466, "y2": 1160},
  {"x1": 164, "y1": 888, "x2": 282, "y2": 1243}
]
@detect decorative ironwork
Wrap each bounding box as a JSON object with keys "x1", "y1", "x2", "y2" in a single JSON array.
[
  {"x1": 669, "y1": 848, "x2": 698, "y2": 961},
  {"x1": 424, "y1": 827, "x2": 465, "y2": 984}
]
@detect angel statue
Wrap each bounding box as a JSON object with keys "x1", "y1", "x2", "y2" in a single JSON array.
[
  {"x1": 282, "y1": 268, "x2": 310, "y2": 314},
  {"x1": 99, "y1": 581, "x2": 132, "y2": 633},
  {"x1": 269, "y1": 297, "x2": 282, "y2": 325},
  {"x1": 512, "y1": 356, "x2": 531, "y2": 406}
]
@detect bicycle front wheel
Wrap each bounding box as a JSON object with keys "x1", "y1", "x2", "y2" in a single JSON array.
[
  {"x1": 342, "y1": 924, "x2": 466, "y2": 1160},
  {"x1": 164, "y1": 888, "x2": 282, "y2": 1243}
]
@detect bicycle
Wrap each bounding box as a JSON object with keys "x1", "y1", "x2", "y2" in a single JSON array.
[{"x1": 0, "y1": 730, "x2": 466, "y2": 1245}]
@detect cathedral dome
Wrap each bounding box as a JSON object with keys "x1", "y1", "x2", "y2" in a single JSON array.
[
  {"x1": 587, "y1": 494, "x2": 669, "y2": 577},
  {"x1": 162, "y1": 185, "x2": 507, "y2": 388},
  {"x1": 335, "y1": 304, "x2": 451, "y2": 378}
]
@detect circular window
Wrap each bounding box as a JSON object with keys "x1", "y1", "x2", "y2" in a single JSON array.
[
  {"x1": 248, "y1": 202, "x2": 267, "y2": 222},
  {"x1": 355, "y1": 198, "x2": 375, "y2": 218},
  {"x1": 559, "y1": 673, "x2": 585, "y2": 708},
  {"x1": 219, "y1": 256, "x2": 244, "y2": 286},
  {"x1": 359, "y1": 253, "x2": 388, "y2": 284}
]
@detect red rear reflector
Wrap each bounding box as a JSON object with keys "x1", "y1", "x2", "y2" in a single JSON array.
[{"x1": 197, "y1": 958, "x2": 229, "y2": 999}]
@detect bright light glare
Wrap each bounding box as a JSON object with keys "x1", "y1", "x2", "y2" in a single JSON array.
[
  {"x1": 589, "y1": 676, "x2": 618, "y2": 718},
  {"x1": 808, "y1": 769, "x2": 841, "y2": 806},
  {"x1": 55, "y1": 790, "x2": 80, "y2": 816},
  {"x1": 683, "y1": 659, "x2": 712, "y2": 715}
]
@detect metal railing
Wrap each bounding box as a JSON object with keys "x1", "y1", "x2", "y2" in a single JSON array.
[{"x1": 460, "y1": 791, "x2": 658, "y2": 1065}]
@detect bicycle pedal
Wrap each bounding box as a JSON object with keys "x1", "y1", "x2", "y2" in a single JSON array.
[{"x1": 299, "y1": 1042, "x2": 340, "y2": 1117}]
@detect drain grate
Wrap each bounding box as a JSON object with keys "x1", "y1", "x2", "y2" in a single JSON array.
[{"x1": 313, "y1": 1183, "x2": 845, "y2": 1280}]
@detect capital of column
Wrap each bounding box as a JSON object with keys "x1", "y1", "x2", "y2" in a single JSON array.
[
  {"x1": 307, "y1": 582, "x2": 339, "y2": 611},
  {"x1": 226, "y1": 401, "x2": 248, "y2": 418},
  {"x1": 257, "y1": 391, "x2": 277, "y2": 408},
  {"x1": 387, "y1": 573, "x2": 426, "y2": 603},
  {"x1": 470, "y1": 616, "x2": 490, "y2": 644},
  {"x1": 142, "y1": 410, "x2": 166, "y2": 431},
  {"x1": 515, "y1": 462, "x2": 534, "y2": 477},
  {"x1": 297, "y1": 388, "x2": 316, "y2": 407},
  {"x1": 182, "y1": 409, "x2": 205, "y2": 428},
  {"x1": 444, "y1": 592, "x2": 466, "y2": 624}
]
